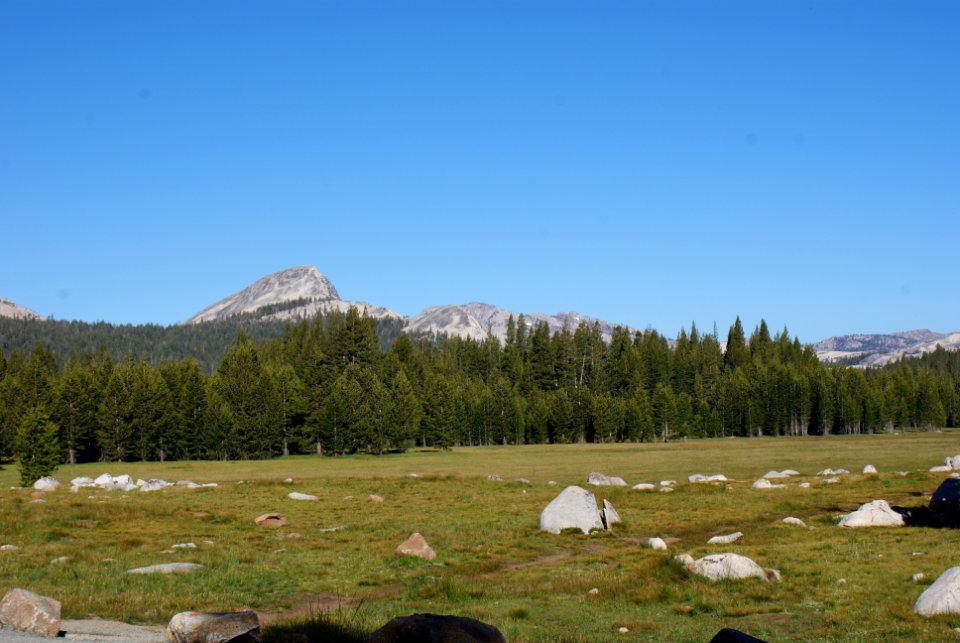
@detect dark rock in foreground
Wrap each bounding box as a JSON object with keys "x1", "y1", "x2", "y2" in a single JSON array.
[{"x1": 366, "y1": 613, "x2": 505, "y2": 643}]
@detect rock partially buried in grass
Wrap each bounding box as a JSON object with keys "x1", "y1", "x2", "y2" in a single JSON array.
[
  {"x1": 647, "y1": 537, "x2": 667, "y2": 551},
  {"x1": 707, "y1": 531, "x2": 743, "y2": 545},
  {"x1": 395, "y1": 533, "x2": 436, "y2": 560},
  {"x1": 915, "y1": 567, "x2": 960, "y2": 616},
  {"x1": 369, "y1": 494, "x2": 384, "y2": 502},
  {"x1": 287, "y1": 492, "x2": 317, "y2": 501},
  {"x1": 367, "y1": 613, "x2": 505, "y2": 643},
  {"x1": 838, "y1": 500, "x2": 904, "y2": 528},
  {"x1": 782, "y1": 517, "x2": 807, "y2": 528},
  {"x1": 685, "y1": 553, "x2": 779, "y2": 582},
  {"x1": 588, "y1": 472, "x2": 627, "y2": 487},
  {"x1": 863, "y1": 464, "x2": 878, "y2": 474},
  {"x1": 255, "y1": 513, "x2": 288, "y2": 528},
  {"x1": 539, "y1": 486, "x2": 604, "y2": 534},
  {"x1": 0, "y1": 588, "x2": 61, "y2": 637},
  {"x1": 166, "y1": 610, "x2": 260, "y2": 643},
  {"x1": 632, "y1": 483, "x2": 655, "y2": 491},
  {"x1": 127, "y1": 563, "x2": 204, "y2": 574}
]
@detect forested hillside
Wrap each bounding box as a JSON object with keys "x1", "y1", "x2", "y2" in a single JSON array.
[{"x1": 1, "y1": 308, "x2": 957, "y2": 464}]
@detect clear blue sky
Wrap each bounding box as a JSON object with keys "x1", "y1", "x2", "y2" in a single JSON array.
[{"x1": 2, "y1": 1, "x2": 957, "y2": 343}]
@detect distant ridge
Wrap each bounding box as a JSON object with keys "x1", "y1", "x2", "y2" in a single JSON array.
[
  {"x1": 0, "y1": 297, "x2": 45, "y2": 321},
  {"x1": 813, "y1": 330, "x2": 960, "y2": 366}
]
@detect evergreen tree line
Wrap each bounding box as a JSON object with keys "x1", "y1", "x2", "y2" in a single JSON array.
[{"x1": 1, "y1": 308, "x2": 958, "y2": 465}]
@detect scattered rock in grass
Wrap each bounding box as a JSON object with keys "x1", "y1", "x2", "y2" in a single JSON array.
[
  {"x1": 930, "y1": 465, "x2": 952, "y2": 473},
  {"x1": 781, "y1": 469, "x2": 800, "y2": 476},
  {"x1": 619, "y1": 626, "x2": 629, "y2": 633},
  {"x1": 32, "y1": 477, "x2": 59, "y2": 491},
  {"x1": 408, "y1": 473, "x2": 420, "y2": 478},
  {"x1": 823, "y1": 477, "x2": 840, "y2": 484},
  {"x1": 647, "y1": 537, "x2": 667, "y2": 551},
  {"x1": 487, "y1": 474, "x2": 503, "y2": 481},
  {"x1": 71, "y1": 477, "x2": 96, "y2": 488},
  {"x1": 915, "y1": 567, "x2": 960, "y2": 615},
  {"x1": 686, "y1": 553, "x2": 779, "y2": 582},
  {"x1": 1, "y1": 545, "x2": 19, "y2": 551},
  {"x1": 50, "y1": 556, "x2": 69, "y2": 564},
  {"x1": 838, "y1": 500, "x2": 904, "y2": 528},
  {"x1": 287, "y1": 492, "x2": 318, "y2": 501},
  {"x1": 782, "y1": 517, "x2": 807, "y2": 528},
  {"x1": 367, "y1": 613, "x2": 506, "y2": 643},
  {"x1": 176, "y1": 480, "x2": 199, "y2": 489},
  {"x1": 127, "y1": 563, "x2": 204, "y2": 575},
  {"x1": 166, "y1": 610, "x2": 260, "y2": 643},
  {"x1": 548, "y1": 481, "x2": 557, "y2": 485},
  {"x1": 539, "y1": 486, "x2": 604, "y2": 534},
  {"x1": 284, "y1": 478, "x2": 293, "y2": 483},
  {"x1": 516, "y1": 478, "x2": 531, "y2": 484},
  {"x1": 659, "y1": 487, "x2": 674, "y2": 493},
  {"x1": 913, "y1": 573, "x2": 925, "y2": 583},
  {"x1": 139, "y1": 479, "x2": 172, "y2": 492},
  {"x1": 395, "y1": 533, "x2": 436, "y2": 560},
  {"x1": 588, "y1": 472, "x2": 627, "y2": 487},
  {"x1": 708, "y1": 532, "x2": 743, "y2": 545},
  {"x1": 369, "y1": 494, "x2": 385, "y2": 502},
  {"x1": 863, "y1": 464, "x2": 878, "y2": 474},
  {"x1": 0, "y1": 588, "x2": 61, "y2": 637},
  {"x1": 660, "y1": 480, "x2": 676, "y2": 487},
  {"x1": 798, "y1": 482, "x2": 811, "y2": 488},
  {"x1": 171, "y1": 543, "x2": 196, "y2": 549},
  {"x1": 837, "y1": 578, "x2": 846, "y2": 585},
  {"x1": 318, "y1": 525, "x2": 345, "y2": 533},
  {"x1": 752, "y1": 478, "x2": 782, "y2": 490},
  {"x1": 689, "y1": 474, "x2": 728, "y2": 483},
  {"x1": 632, "y1": 483, "x2": 655, "y2": 491},
  {"x1": 588, "y1": 588, "x2": 599, "y2": 595},
  {"x1": 255, "y1": 513, "x2": 288, "y2": 528},
  {"x1": 762, "y1": 470, "x2": 789, "y2": 479}
]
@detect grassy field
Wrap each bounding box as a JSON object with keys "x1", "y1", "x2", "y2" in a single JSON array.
[{"x1": 3, "y1": 432, "x2": 960, "y2": 641}]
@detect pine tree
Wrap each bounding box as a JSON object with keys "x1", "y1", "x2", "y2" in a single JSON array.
[{"x1": 16, "y1": 408, "x2": 60, "y2": 487}]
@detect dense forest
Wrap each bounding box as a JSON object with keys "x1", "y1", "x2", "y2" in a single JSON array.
[{"x1": 1, "y1": 308, "x2": 958, "y2": 464}]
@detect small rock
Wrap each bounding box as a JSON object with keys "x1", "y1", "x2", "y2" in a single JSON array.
[
  {"x1": 632, "y1": 483, "x2": 655, "y2": 491},
  {"x1": 50, "y1": 556, "x2": 69, "y2": 564},
  {"x1": 751, "y1": 478, "x2": 773, "y2": 490},
  {"x1": 395, "y1": 533, "x2": 436, "y2": 560},
  {"x1": 659, "y1": 487, "x2": 675, "y2": 493},
  {"x1": 255, "y1": 513, "x2": 288, "y2": 528},
  {"x1": 369, "y1": 494, "x2": 385, "y2": 502},
  {"x1": 1, "y1": 545, "x2": 20, "y2": 551},
  {"x1": 487, "y1": 474, "x2": 503, "y2": 481},
  {"x1": 0, "y1": 588, "x2": 62, "y2": 637},
  {"x1": 166, "y1": 610, "x2": 260, "y2": 643},
  {"x1": 619, "y1": 626, "x2": 629, "y2": 633},
  {"x1": 287, "y1": 492, "x2": 318, "y2": 501},
  {"x1": 318, "y1": 525, "x2": 346, "y2": 533},
  {"x1": 823, "y1": 476, "x2": 840, "y2": 484},
  {"x1": 366, "y1": 613, "x2": 505, "y2": 643},
  {"x1": 588, "y1": 472, "x2": 627, "y2": 487},
  {"x1": 798, "y1": 482, "x2": 811, "y2": 488},
  {"x1": 782, "y1": 517, "x2": 807, "y2": 528},
  {"x1": 127, "y1": 563, "x2": 204, "y2": 574},
  {"x1": 763, "y1": 470, "x2": 789, "y2": 479},
  {"x1": 171, "y1": 543, "x2": 197, "y2": 549},
  {"x1": 930, "y1": 465, "x2": 952, "y2": 473},
  {"x1": 71, "y1": 477, "x2": 96, "y2": 488},
  {"x1": 587, "y1": 588, "x2": 599, "y2": 595},
  {"x1": 516, "y1": 478, "x2": 531, "y2": 484},
  {"x1": 708, "y1": 531, "x2": 743, "y2": 545},
  {"x1": 176, "y1": 480, "x2": 200, "y2": 489},
  {"x1": 660, "y1": 480, "x2": 676, "y2": 487},
  {"x1": 837, "y1": 578, "x2": 846, "y2": 585},
  {"x1": 913, "y1": 573, "x2": 925, "y2": 582},
  {"x1": 283, "y1": 478, "x2": 294, "y2": 483},
  {"x1": 863, "y1": 464, "x2": 878, "y2": 474},
  {"x1": 647, "y1": 537, "x2": 667, "y2": 551}
]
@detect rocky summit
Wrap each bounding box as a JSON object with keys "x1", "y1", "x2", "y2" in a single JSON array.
[{"x1": 0, "y1": 298, "x2": 45, "y2": 321}]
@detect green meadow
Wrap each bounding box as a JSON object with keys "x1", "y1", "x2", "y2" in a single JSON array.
[{"x1": 3, "y1": 433, "x2": 960, "y2": 641}]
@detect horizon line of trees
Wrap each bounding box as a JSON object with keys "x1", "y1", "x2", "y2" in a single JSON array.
[{"x1": 1, "y1": 307, "x2": 958, "y2": 466}]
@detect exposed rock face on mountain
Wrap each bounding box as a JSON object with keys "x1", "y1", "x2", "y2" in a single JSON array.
[
  {"x1": 183, "y1": 265, "x2": 400, "y2": 324},
  {"x1": 0, "y1": 298, "x2": 45, "y2": 321},
  {"x1": 814, "y1": 330, "x2": 960, "y2": 367},
  {"x1": 404, "y1": 302, "x2": 617, "y2": 343}
]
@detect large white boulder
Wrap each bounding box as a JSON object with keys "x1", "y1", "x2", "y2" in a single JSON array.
[
  {"x1": 838, "y1": 500, "x2": 904, "y2": 528},
  {"x1": 32, "y1": 477, "x2": 59, "y2": 492},
  {"x1": 687, "y1": 553, "x2": 775, "y2": 582},
  {"x1": 915, "y1": 567, "x2": 960, "y2": 616},
  {"x1": 539, "y1": 486, "x2": 603, "y2": 534}
]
